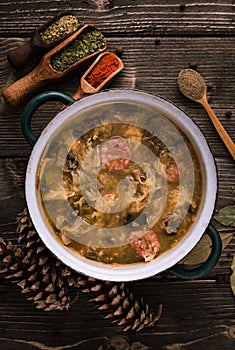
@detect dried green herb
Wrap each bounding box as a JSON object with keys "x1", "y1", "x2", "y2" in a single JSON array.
[
  {"x1": 214, "y1": 205, "x2": 235, "y2": 227},
  {"x1": 180, "y1": 231, "x2": 234, "y2": 265},
  {"x1": 40, "y1": 15, "x2": 79, "y2": 44},
  {"x1": 230, "y1": 254, "x2": 235, "y2": 296},
  {"x1": 51, "y1": 29, "x2": 106, "y2": 72}
]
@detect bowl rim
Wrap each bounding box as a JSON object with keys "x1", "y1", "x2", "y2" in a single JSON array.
[{"x1": 25, "y1": 89, "x2": 217, "y2": 281}]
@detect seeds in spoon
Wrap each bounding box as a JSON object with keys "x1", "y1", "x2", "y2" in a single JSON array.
[{"x1": 178, "y1": 69, "x2": 206, "y2": 101}]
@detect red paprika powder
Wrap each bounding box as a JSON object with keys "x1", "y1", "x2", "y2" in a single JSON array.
[{"x1": 85, "y1": 53, "x2": 121, "y2": 88}]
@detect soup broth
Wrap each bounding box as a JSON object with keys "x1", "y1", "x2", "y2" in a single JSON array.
[{"x1": 37, "y1": 101, "x2": 202, "y2": 265}]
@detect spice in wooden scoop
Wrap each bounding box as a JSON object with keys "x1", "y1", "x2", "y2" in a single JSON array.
[
  {"x1": 7, "y1": 12, "x2": 79, "y2": 67},
  {"x1": 85, "y1": 52, "x2": 121, "y2": 88},
  {"x1": 7, "y1": 12, "x2": 79, "y2": 68},
  {"x1": 39, "y1": 15, "x2": 79, "y2": 44},
  {"x1": 51, "y1": 29, "x2": 106, "y2": 72},
  {"x1": 72, "y1": 51, "x2": 124, "y2": 100},
  {"x1": 178, "y1": 68, "x2": 235, "y2": 160},
  {"x1": 2, "y1": 24, "x2": 107, "y2": 106},
  {"x1": 178, "y1": 68, "x2": 206, "y2": 101}
]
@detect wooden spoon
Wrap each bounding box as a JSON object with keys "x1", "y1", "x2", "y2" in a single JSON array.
[
  {"x1": 1, "y1": 24, "x2": 107, "y2": 106},
  {"x1": 7, "y1": 12, "x2": 79, "y2": 68},
  {"x1": 72, "y1": 51, "x2": 124, "y2": 100},
  {"x1": 178, "y1": 69, "x2": 235, "y2": 160}
]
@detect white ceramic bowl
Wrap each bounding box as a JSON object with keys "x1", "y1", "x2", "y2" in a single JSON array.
[{"x1": 22, "y1": 89, "x2": 218, "y2": 281}]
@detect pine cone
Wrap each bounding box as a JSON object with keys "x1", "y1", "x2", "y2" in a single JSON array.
[
  {"x1": 0, "y1": 208, "x2": 162, "y2": 332},
  {"x1": 0, "y1": 209, "x2": 79, "y2": 311},
  {"x1": 0, "y1": 238, "x2": 24, "y2": 282},
  {"x1": 77, "y1": 277, "x2": 162, "y2": 332}
]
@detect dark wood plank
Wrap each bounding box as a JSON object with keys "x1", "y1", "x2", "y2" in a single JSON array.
[
  {"x1": 0, "y1": 37, "x2": 235, "y2": 158},
  {"x1": 0, "y1": 0, "x2": 235, "y2": 36},
  {"x1": 0, "y1": 279, "x2": 234, "y2": 350},
  {"x1": 0, "y1": 2, "x2": 235, "y2": 350},
  {"x1": 0, "y1": 158, "x2": 26, "y2": 233}
]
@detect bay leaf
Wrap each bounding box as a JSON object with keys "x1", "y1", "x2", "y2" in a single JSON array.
[
  {"x1": 214, "y1": 205, "x2": 235, "y2": 227},
  {"x1": 230, "y1": 253, "x2": 235, "y2": 297},
  {"x1": 180, "y1": 231, "x2": 234, "y2": 265},
  {"x1": 221, "y1": 231, "x2": 235, "y2": 249}
]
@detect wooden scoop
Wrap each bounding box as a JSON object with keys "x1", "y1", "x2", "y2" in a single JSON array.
[
  {"x1": 7, "y1": 12, "x2": 79, "y2": 68},
  {"x1": 178, "y1": 69, "x2": 235, "y2": 160},
  {"x1": 72, "y1": 51, "x2": 124, "y2": 101},
  {"x1": 2, "y1": 24, "x2": 107, "y2": 106}
]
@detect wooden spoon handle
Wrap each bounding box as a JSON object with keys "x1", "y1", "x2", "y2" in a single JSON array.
[
  {"x1": 1, "y1": 67, "x2": 46, "y2": 106},
  {"x1": 72, "y1": 85, "x2": 84, "y2": 100},
  {"x1": 201, "y1": 96, "x2": 235, "y2": 160},
  {"x1": 60, "y1": 86, "x2": 84, "y2": 110}
]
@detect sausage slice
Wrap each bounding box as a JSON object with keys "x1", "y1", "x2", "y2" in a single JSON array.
[
  {"x1": 99, "y1": 136, "x2": 131, "y2": 171},
  {"x1": 165, "y1": 162, "x2": 179, "y2": 183},
  {"x1": 130, "y1": 229, "x2": 161, "y2": 262}
]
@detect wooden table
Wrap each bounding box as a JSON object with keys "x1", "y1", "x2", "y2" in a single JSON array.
[{"x1": 0, "y1": 1, "x2": 234, "y2": 349}]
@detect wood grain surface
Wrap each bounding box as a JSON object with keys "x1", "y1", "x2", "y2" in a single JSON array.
[{"x1": 0, "y1": 1, "x2": 234, "y2": 349}]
